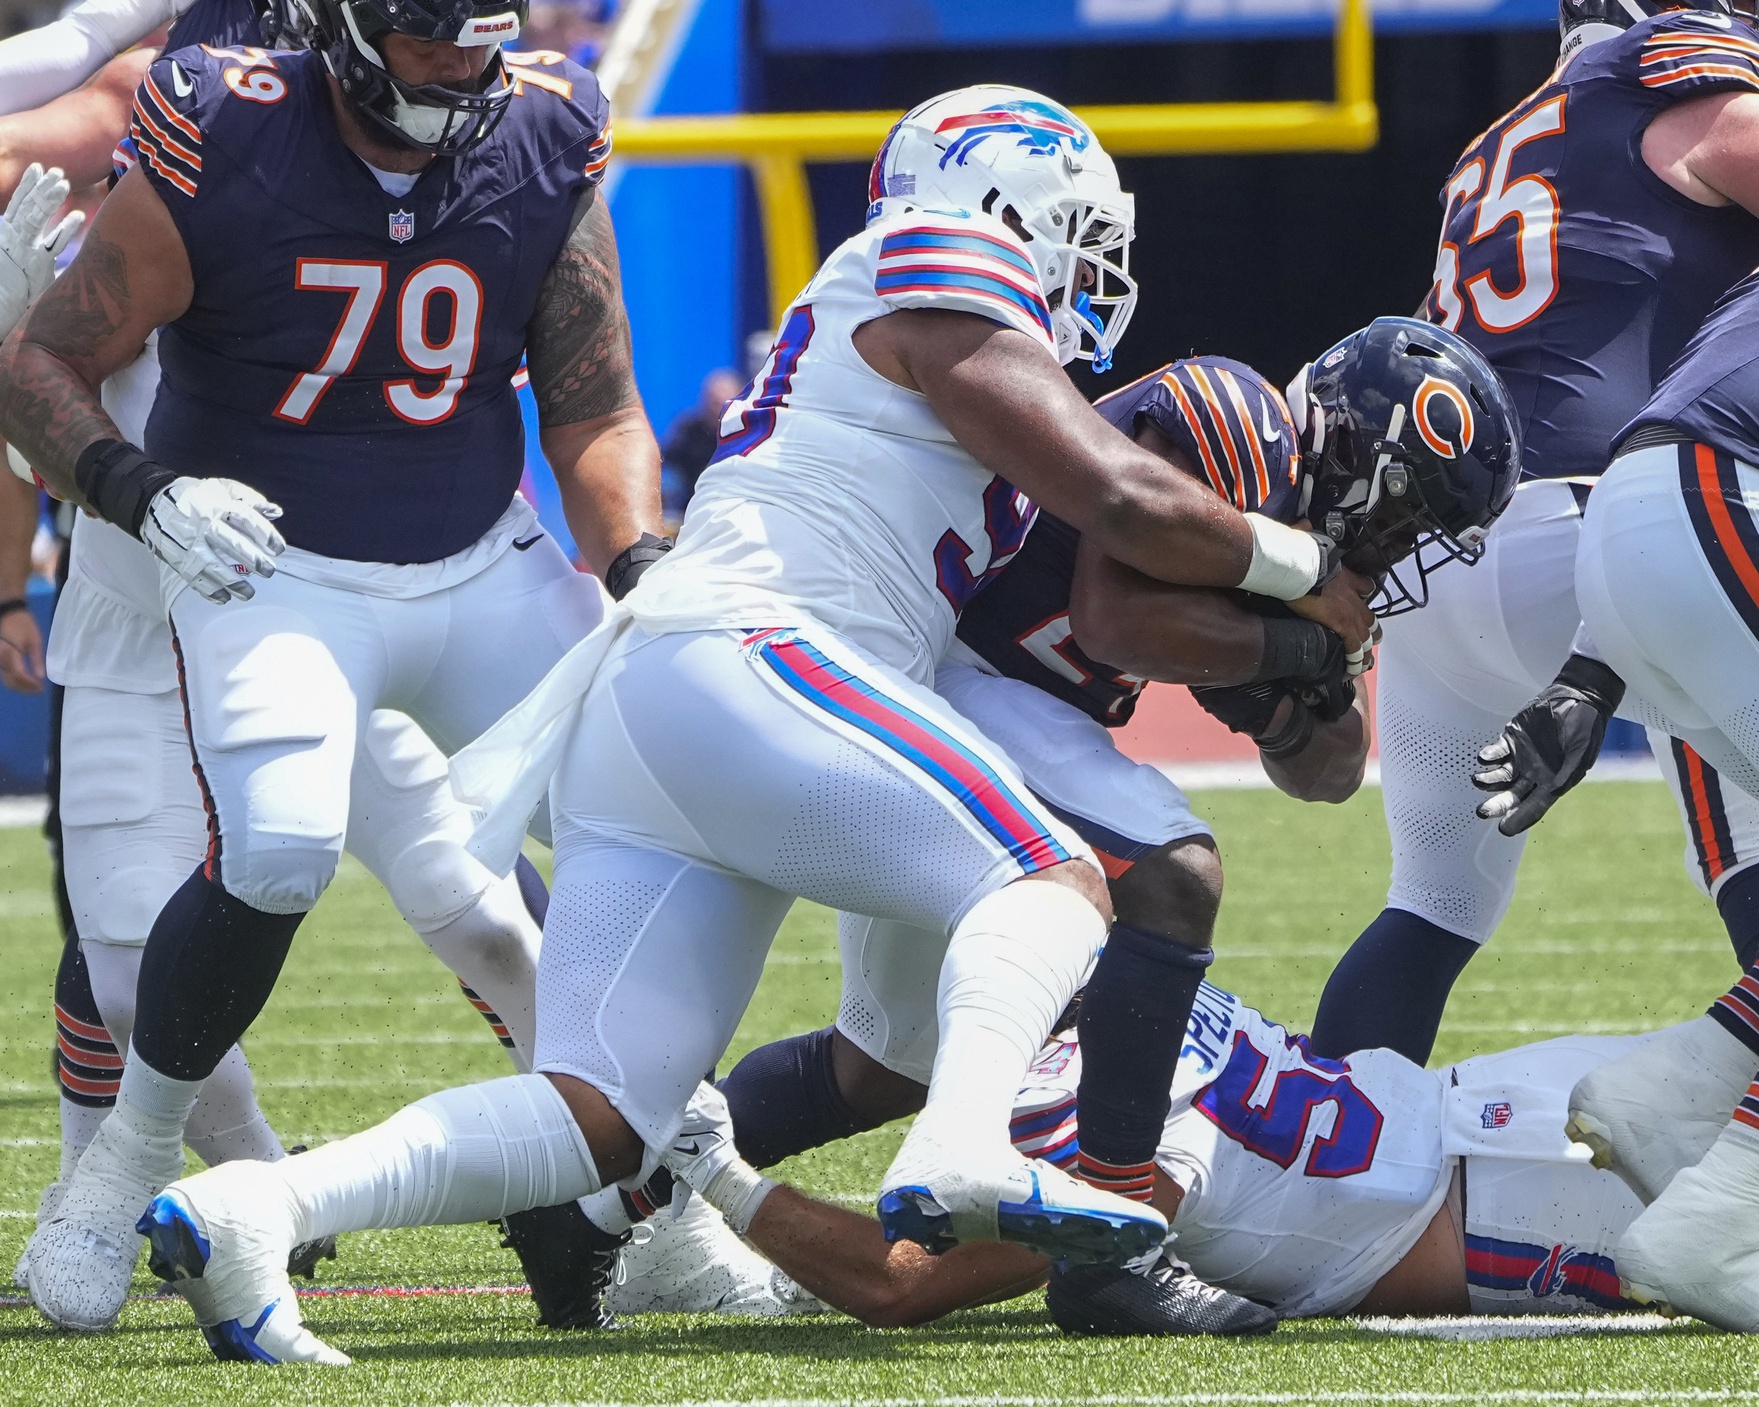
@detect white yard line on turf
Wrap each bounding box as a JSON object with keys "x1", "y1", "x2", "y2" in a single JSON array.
[
  {"x1": 1351, "y1": 1313, "x2": 1683, "y2": 1340},
  {"x1": 451, "y1": 1393, "x2": 1759, "y2": 1407},
  {"x1": 0, "y1": 796, "x2": 46, "y2": 829}
]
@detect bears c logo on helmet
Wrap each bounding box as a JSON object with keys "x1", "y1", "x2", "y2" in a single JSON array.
[{"x1": 1413, "y1": 375, "x2": 1475, "y2": 460}]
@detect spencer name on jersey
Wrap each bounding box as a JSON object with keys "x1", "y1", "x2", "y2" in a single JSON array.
[
  {"x1": 1423, "y1": 12, "x2": 1759, "y2": 482},
  {"x1": 954, "y1": 358, "x2": 1301, "y2": 727},
  {"x1": 125, "y1": 44, "x2": 612, "y2": 563}
]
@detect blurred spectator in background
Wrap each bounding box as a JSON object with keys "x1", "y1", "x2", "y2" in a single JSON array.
[
  {"x1": 661, "y1": 366, "x2": 742, "y2": 523},
  {"x1": 514, "y1": 0, "x2": 615, "y2": 67}
]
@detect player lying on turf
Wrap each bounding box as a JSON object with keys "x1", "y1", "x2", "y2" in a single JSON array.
[
  {"x1": 653, "y1": 988, "x2": 1660, "y2": 1327},
  {"x1": 128, "y1": 84, "x2": 1382, "y2": 1365},
  {"x1": 712, "y1": 316, "x2": 1520, "y2": 1336}
]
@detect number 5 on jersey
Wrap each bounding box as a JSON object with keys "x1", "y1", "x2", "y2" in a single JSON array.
[{"x1": 276, "y1": 258, "x2": 482, "y2": 426}]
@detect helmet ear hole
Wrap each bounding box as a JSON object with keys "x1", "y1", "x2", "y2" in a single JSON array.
[{"x1": 981, "y1": 187, "x2": 1000, "y2": 214}]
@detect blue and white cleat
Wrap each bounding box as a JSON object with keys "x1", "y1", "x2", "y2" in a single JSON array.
[
  {"x1": 878, "y1": 1140, "x2": 1166, "y2": 1266},
  {"x1": 138, "y1": 1163, "x2": 349, "y2": 1366}
]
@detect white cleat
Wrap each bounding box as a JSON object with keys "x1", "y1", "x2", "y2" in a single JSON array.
[
  {"x1": 1617, "y1": 1126, "x2": 1759, "y2": 1332},
  {"x1": 13, "y1": 1180, "x2": 63, "y2": 1289},
  {"x1": 27, "y1": 1114, "x2": 182, "y2": 1330},
  {"x1": 878, "y1": 1135, "x2": 1166, "y2": 1265},
  {"x1": 1566, "y1": 1017, "x2": 1757, "y2": 1203},
  {"x1": 606, "y1": 1193, "x2": 823, "y2": 1317},
  {"x1": 137, "y1": 1162, "x2": 349, "y2": 1366}
]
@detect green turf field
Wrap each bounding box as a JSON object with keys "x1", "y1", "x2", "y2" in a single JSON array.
[{"x1": 2, "y1": 778, "x2": 1756, "y2": 1405}]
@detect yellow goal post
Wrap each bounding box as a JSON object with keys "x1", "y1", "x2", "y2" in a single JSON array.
[{"x1": 613, "y1": 0, "x2": 1376, "y2": 327}]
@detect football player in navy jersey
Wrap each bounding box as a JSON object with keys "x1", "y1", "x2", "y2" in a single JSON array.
[
  {"x1": 1466, "y1": 270, "x2": 1759, "y2": 1333},
  {"x1": 0, "y1": 0, "x2": 662, "y2": 1345},
  {"x1": 712, "y1": 320, "x2": 1517, "y2": 1336},
  {"x1": 1311, "y1": 0, "x2": 1759, "y2": 1069}
]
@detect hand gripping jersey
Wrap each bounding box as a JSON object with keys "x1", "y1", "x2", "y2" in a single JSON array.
[
  {"x1": 627, "y1": 202, "x2": 1047, "y2": 683},
  {"x1": 952, "y1": 358, "x2": 1302, "y2": 727},
  {"x1": 125, "y1": 44, "x2": 611, "y2": 563},
  {"x1": 1013, "y1": 982, "x2": 1450, "y2": 1317},
  {"x1": 1423, "y1": 11, "x2": 1759, "y2": 482}
]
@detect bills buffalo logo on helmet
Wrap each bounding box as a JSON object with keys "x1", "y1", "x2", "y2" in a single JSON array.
[
  {"x1": 934, "y1": 99, "x2": 1092, "y2": 168},
  {"x1": 1413, "y1": 374, "x2": 1476, "y2": 461}
]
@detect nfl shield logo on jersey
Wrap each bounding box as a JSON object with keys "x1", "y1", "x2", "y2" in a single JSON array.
[
  {"x1": 389, "y1": 210, "x2": 415, "y2": 243},
  {"x1": 1481, "y1": 1101, "x2": 1513, "y2": 1129}
]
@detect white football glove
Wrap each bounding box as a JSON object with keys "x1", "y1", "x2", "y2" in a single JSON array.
[
  {"x1": 662, "y1": 1081, "x2": 776, "y2": 1235},
  {"x1": 0, "y1": 165, "x2": 85, "y2": 343},
  {"x1": 141, "y1": 476, "x2": 286, "y2": 604}
]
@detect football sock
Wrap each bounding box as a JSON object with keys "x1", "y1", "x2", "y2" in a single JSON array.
[
  {"x1": 1709, "y1": 958, "x2": 1759, "y2": 1060},
  {"x1": 1718, "y1": 865, "x2": 1759, "y2": 971},
  {"x1": 1308, "y1": 908, "x2": 1480, "y2": 1064},
  {"x1": 1731, "y1": 1075, "x2": 1759, "y2": 1148},
  {"x1": 417, "y1": 874, "x2": 539, "y2": 1073},
  {"x1": 514, "y1": 853, "x2": 550, "y2": 928},
  {"x1": 912, "y1": 880, "x2": 1104, "y2": 1150},
  {"x1": 132, "y1": 868, "x2": 303, "y2": 1083},
  {"x1": 1075, "y1": 923, "x2": 1212, "y2": 1203},
  {"x1": 54, "y1": 935, "x2": 117, "y2": 1180},
  {"x1": 116, "y1": 1044, "x2": 202, "y2": 1145},
  {"x1": 276, "y1": 1075, "x2": 600, "y2": 1244},
  {"x1": 719, "y1": 1026, "x2": 866, "y2": 1170},
  {"x1": 183, "y1": 1044, "x2": 285, "y2": 1167}
]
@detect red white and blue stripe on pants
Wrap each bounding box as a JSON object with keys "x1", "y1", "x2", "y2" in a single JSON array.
[{"x1": 748, "y1": 630, "x2": 1071, "y2": 875}]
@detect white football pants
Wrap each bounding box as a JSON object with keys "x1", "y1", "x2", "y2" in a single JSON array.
[
  {"x1": 1377, "y1": 476, "x2": 1759, "y2": 941},
  {"x1": 536, "y1": 624, "x2": 1093, "y2": 1152}
]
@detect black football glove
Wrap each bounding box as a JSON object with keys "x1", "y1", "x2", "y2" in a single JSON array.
[
  {"x1": 1298, "y1": 673, "x2": 1357, "y2": 723},
  {"x1": 1472, "y1": 653, "x2": 1626, "y2": 836},
  {"x1": 1190, "y1": 681, "x2": 1318, "y2": 760}
]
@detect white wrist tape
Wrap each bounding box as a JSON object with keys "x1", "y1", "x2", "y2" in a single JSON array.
[
  {"x1": 1239, "y1": 514, "x2": 1322, "y2": 600},
  {"x1": 697, "y1": 1156, "x2": 777, "y2": 1236}
]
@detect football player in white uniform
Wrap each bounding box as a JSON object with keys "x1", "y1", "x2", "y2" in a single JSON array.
[
  {"x1": 650, "y1": 988, "x2": 1657, "y2": 1328},
  {"x1": 131, "y1": 84, "x2": 1378, "y2": 1365}
]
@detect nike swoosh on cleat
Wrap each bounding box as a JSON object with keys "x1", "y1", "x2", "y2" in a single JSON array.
[{"x1": 512, "y1": 535, "x2": 545, "y2": 551}]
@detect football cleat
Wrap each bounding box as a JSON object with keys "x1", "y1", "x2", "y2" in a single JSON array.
[
  {"x1": 1618, "y1": 1126, "x2": 1759, "y2": 1332},
  {"x1": 1566, "y1": 1017, "x2": 1757, "y2": 1203},
  {"x1": 26, "y1": 1113, "x2": 183, "y2": 1330},
  {"x1": 283, "y1": 1149, "x2": 338, "y2": 1281},
  {"x1": 12, "y1": 1180, "x2": 63, "y2": 1289},
  {"x1": 138, "y1": 1164, "x2": 349, "y2": 1366},
  {"x1": 878, "y1": 1137, "x2": 1166, "y2": 1265},
  {"x1": 1048, "y1": 1249, "x2": 1279, "y2": 1337},
  {"x1": 607, "y1": 1192, "x2": 822, "y2": 1317},
  {"x1": 498, "y1": 1200, "x2": 628, "y2": 1329}
]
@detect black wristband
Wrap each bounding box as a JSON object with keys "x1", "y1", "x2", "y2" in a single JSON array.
[
  {"x1": 0, "y1": 598, "x2": 27, "y2": 620},
  {"x1": 603, "y1": 532, "x2": 673, "y2": 602},
  {"x1": 73, "y1": 439, "x2": 178, "y2": 540},
  {"x1": 1556, "y1": 652, "x2": 1626, "y2": 713},
  {"x1": 1305, "y1": 531, "x2": 1342, "y2": 597},
  {"x1": 1257, "y1": 699, "x2": 1316, "y2": 760},
  {"x1": 1253, "y1": 616, "x2": 1342, "y2": 685}
]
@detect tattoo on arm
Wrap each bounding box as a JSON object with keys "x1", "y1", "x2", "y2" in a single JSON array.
[
  {"x1": 526, "y1": 189, "x2": 641, "y2": 427},
  {"x1": 0, "y1": 228, "x2": 131, "y2": 499}
]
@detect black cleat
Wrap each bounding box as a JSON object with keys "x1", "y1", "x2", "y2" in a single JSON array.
[
  {"x1": 499, "y1": 1201, "x2": 630, "y2": 1329},
  {"x1": 282, "y1": 1149, "x2": 338, "y2": 1280},
  {"x1": 1048, "y1": 1251, "x2": 1279, "y2": 1337}
]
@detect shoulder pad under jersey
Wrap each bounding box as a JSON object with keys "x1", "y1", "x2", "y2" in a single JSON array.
[
  {"x1": 1626, "y1": 11, "x2": 1759, "y2": 101},
  {"x1": 869, "y1": 209, "x2": 1056, "y2": 355}
]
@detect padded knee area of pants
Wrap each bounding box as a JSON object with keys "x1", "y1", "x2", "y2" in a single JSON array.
[
  {"x1": 221, "y1": 833, "x2": 340, "y2": 915},
  {"x1": 385, "y1": 838, "x2": 496, "y2": 933}
]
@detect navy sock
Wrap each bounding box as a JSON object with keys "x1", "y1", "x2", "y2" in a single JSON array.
[
  {"x1": 132, "y1": 868, "x2": 304, "y2": 1081},
  {"x1": 513, "y1": 853, "x2": 549, "y2": 929},
  {"x1": 1075, "y1": 923, "x2": 1212, "y2": 1198},
  {"x1": 1308, "y1": 909, "x2": 1479, "y2": 1065},
  {"x1": 54, "y1": 931, "x2": 120, "y2": 1108},
  {"x1": 718, "y1": 1026, "x2": 867, "y2": 1170},
  {"x1": 1717, "y1": 866, "x2": 1759, "y2": 972}
]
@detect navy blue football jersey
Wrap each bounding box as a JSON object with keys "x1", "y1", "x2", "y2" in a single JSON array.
[
  {"x1": 1423, "y1": 12, "x2": 1759, "y2": 482},
  {"x1": 125, "y1": 44, "x2": 612, "y2": 562},
  {"x1": 954, "y1": 358, "x2": 1302, "y2": 728},
  {"x1": 1625, "y1": 268, "x2": 1759, "y2": 463},
  {"x1": 165, "y1": 0, "x2": 261, "y2": 52}
]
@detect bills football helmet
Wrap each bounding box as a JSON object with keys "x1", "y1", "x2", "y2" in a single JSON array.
[
  {"x1": 1285, "y1": 317, "x2": 1520, "y2": 617},
  {"x1": 867, "y1": 85, "x2": 1137, "y2": 372},
  {"x1": 1559, "y1": 0, "x2": 1753, "y2": 58},
  {"x1": 298, "y1": 0, "x2": 524, "y2": 155}
]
